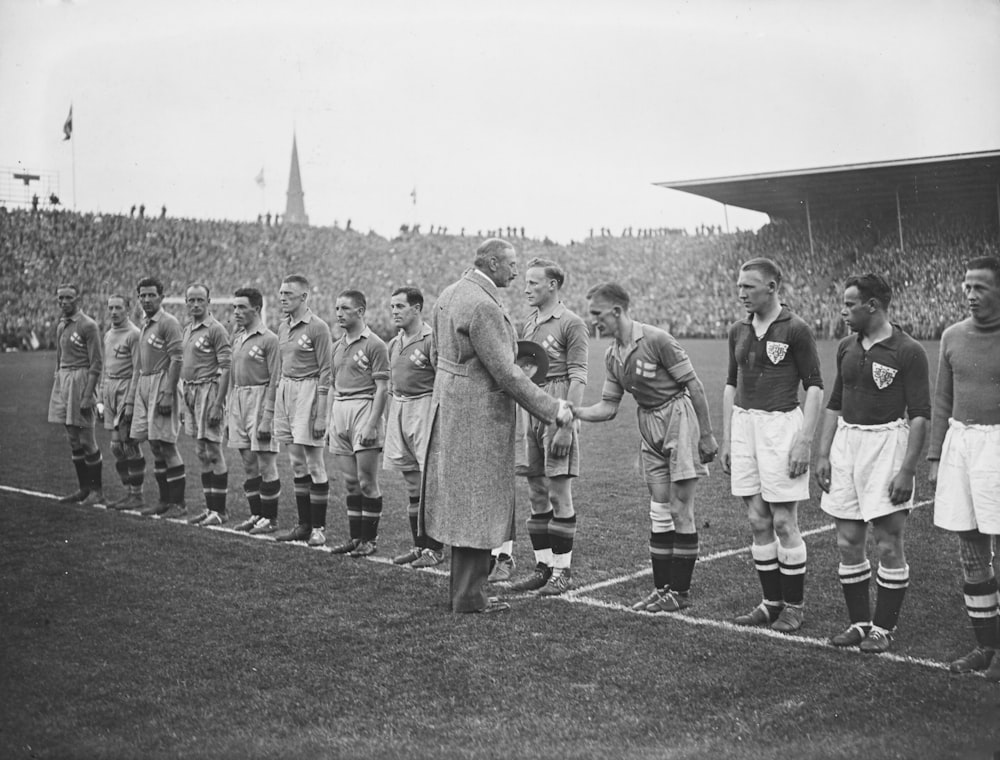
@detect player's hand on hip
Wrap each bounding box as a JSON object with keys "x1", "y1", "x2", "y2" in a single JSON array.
[{"x1": 815, "y1": 456, "x2": 832, "y2": 493}]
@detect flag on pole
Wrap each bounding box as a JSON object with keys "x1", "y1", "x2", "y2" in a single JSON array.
[
  {"x1": 63, "y1": 105, "x2": 73, "y2": 141},
  {"x1": 255, "y1": 168, "x2": 265, "y2": 188},
  {"x1": 410, "y1": 186, "x2": 417, "y2": 205}
]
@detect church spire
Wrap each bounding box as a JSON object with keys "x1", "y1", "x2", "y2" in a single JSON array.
[{"x1": 284, "y1": 133, "x2": 309, "y2": 225}]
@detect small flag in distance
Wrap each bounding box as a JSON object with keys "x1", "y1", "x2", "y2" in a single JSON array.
[
  {"x1": 63, "y1": 105, "x2": 73, "y2": 141},
  {"x1": 255, "y1": 168, "x2": 265, "y2": 188}
]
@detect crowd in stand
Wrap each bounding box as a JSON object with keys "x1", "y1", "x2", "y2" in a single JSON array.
[{"x1": 1, "y1": 205, "x2": 995, "y2": 348}]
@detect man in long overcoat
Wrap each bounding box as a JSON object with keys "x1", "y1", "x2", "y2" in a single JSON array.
[{"x1": 421, "y1": 238, "x2": 572, "y2": 613}]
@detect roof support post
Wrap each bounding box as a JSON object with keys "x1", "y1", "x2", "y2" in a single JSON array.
[
  {"x1": 896, "y1": 186, "x2": 905, "y2": 256},
  {"x1": 805, "y1": 198, "x2": 815, "y2": 259}
]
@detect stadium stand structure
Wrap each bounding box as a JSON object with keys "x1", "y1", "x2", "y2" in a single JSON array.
[{"x1": 1, "y1": 150, "x2": 997, "y2": 350}]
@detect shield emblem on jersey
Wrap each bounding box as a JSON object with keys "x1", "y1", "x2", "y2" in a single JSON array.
[
  {"x1": 765, "y1": 341, "x2": 788, "y2": 364},
  {"x1": 872, "y1": 362, "x2": 898, "y2": 390}
]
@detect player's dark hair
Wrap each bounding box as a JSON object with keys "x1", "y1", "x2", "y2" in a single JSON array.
[
  {"x1": 282, "y1": 274, "x2": 310, "y2": 290},
  {"x1": 474, "y1": 238, "x2": 514, "y2": 268},
  {"x1": 338, "y1": 289, "x2": 367, "y2": 310},
  {"x1": 186, "y1": 283, "x2": 211, "y2": 300},
  {"x1": 740, "y1": 257, "x2": 783, "y2": 287},
  {"x1": 137, "y1": 276, "x2": 164, "y2": 295},
  {"x1": 526, "y1": 257, "x2": 566, "y2": 289},
  {"x1": 966, "y1": 256, "x2": 1000, "y2": 284},
  {"x1": 56, "y1": 283, "x2": 80, "y2": 296},
  {"x1": 586, "y1": 282, "x2": 630, "y2": 310},
  {"x1": 392, "y1": 286, "x2": 424, "y2": 310},
  {"x1": 234, "y1": 287, "x2": 263, "y2": 311},
  {"x1": 845, "y1": 273, "x2": 892, "y2": 310}
]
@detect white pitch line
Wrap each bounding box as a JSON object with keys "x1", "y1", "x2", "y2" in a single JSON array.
[
  {"x1": 555, "y1": 593, "x2": 953, "y2": 673},
  {"x1": 1, "y1": 484, "x2": 62, "y2": 500},
  {"x1": 571, "y1": 499, "x2": 935, "y2": 596}
]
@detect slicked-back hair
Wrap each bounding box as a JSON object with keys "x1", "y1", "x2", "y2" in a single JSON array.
[
  {"x1": 56, "y1": 283, "x2": 80, "y2": 296},
  {"x1": 474, "y1": 238, "x2": 513, "y2": 268},
  {"x1": 282, "y1": 274, "x2": 310, "y2": 290},
  {"x1": 845, "y1": 273, "x2": 892, "y2": 310},
  {"x1": 966, "y1": 256, "x2": 1000, "y2": 284},
  {"x1": 740, "y1": 257, "x2": 783, "y2": 287},
  {"x1": 338, "y1": 289, "x2": 367, "y2": 310},
  {"x1": 526, "y1": 257, "x2": 566, "y2": 289},
  {"x1": 108, "y1": 293, "x2": 130, "y2": 307},
  {"x1": 186, "y1": 282, "x2": 211, "y2": 300},
  {"x1": 137, "y1": 276, "x2": 164, "y2": 295},
  {"x1": 392, "y1": 286, "x2": 424, "y2": 310},
  {"x1": 586, "y1": 282, "x2": 630, "y2": 311},
  {"x1": 234, "y1": 287, "x2": 263, "y2": 311}
]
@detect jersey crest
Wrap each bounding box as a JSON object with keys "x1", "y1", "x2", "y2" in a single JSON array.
[
  {"x1": 69, "y1": 331, "x2": 86, "y2": 348},
  {"x1": 408, "y1": 348, "x2": 429, "y2": 368},
  {"x1": 635, "y1": 359, "x2": 657, "y2": 379},
  {"x1": 194, "y1": 334, "x2": 213, "y2": 354},
  {"x1": 296, "y1": 334, "x2": 314, "y2": 352},
  {"x1": 352, "y1": 349, "x2": 370, "y2": 370},
  {"x1": 147, "y1": 333, "x2": 165, "y2": 350},
  {"x1": 248, "y1": 344, "x2": 266, "y2": 362},
  {"x1": 872, "y1": 362, "x2": 898, "y2": 390},
  {"x1": 541, "y1": 334, "x2": 561, "y2": 359},
  {"x1": 766, "y1": 341, "x2": 788, "y2": 364}
]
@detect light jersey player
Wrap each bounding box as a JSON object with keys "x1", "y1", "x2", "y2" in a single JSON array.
[
  {"x1": 815, "y1": 274, "x2": 930, "y2": 654},
  {"x1": 575, "y1": 282, "x2": 718, "y2": 613},
  {"x1": 928, "y1": 256, "x2": 1000, "y2": 682},
  {"x1": 272, "y1": 274, "x2": 333, "y2": 545},
  {"x1": 721, "y1": 257, "x2": 824, "y2": 633},
  {"x1": 502, "y1": 258, "x2": 588, "y2": 596},
  {"x1": 227, "y1": 288, "x2": 283, "y2": 535},
  {"x1": 385, "y1": 287, "x2": 446, "y2": 568},
  {"x1": 48, "y1": 284, "x2": 105, "y2": 507},
  {"x1": 125, "y1": 277, "x2": 187, "y2": 517},
  {"x1": 180, "y1": 284, "x2": 232, "y2": 526},
  {"x1": 101, "y1": 294, "x2": 144, "y2": 510},
  {"x1": 327, "y1": 289, "x2": 390, "y2": 558}
]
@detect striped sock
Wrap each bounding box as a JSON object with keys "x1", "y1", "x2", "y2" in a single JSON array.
[
  {"x1": 165, "y1": 464, "x2": 186, "y2": 506},
  {"x1": 408, "y1": 496, "x2": 421, "y2": 545},
  {"x1": 201, "y1": 472, "x2": 213, "y2": 509},
  {"x1": 347, "y1": 494, "x2": 363, "y2": 539},
  {"x1": 71, "y1": 448, "x2": 88, "y2": 490},
  {"x1": 873, "y1": 563, "x2": 909, "y2": 631},
  {"x1": 528, "y1": 510, "x2": 554, "y2": 566},
  {"x1": 115, "y1": 459, "x2": 130, "y2": 487},
  {"x1": 361, "y1": 495, "x2": 383, "y2": 541},
  {"x1": 549, "y1": 514, "x2": 576, "y2": 570},
  {"x1": 650, "y1": 531, "x2": 675, "y2": 590},
  {"x1": 260, "y1": 479, "x2": 281, "y2": 521},
  {"x1": 153, "y1": 460, "x2": 167, "y2": 502},
  {"x1": 839, "y1": 560, "x2": 872, "y2": 625},
  {"x1": 964, "y1": 578, "x2": 1000, "y2": 649},
  {"x1": 778, "y1": 542, "x2": 807, "y2": 606},
  {"x1": 751, "y1": 541, "x2": 782, "y2": 605},
  {"x1": 244, "y1": 476, "x2": 263, "y2": 517},
  {"x1": 84, "y1": 451, "x2": 103, "y2": 492},
  {"x1": 310, "y1": 480, "x2": 329, "y2": 529},
  {"x1": 212, "y1": 472, "x2": 228, "y2": 513},
  {"x1": 293, "y1": 475, "x2": 311, "y2": 527},
  {"x1": 128, "y1": 457, "x2": 146, "y2": 488},
  {"x1": 671, "y1": 531, "x2": 699, "y2": 595}
]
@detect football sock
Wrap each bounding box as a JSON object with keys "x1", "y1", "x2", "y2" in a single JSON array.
[
  {"x1": 115, "y1": 459, "x2": 130, "y2": 487},
  {"x1": 528, "y1": 510, "x2": 554, "y2": 566},
  {"x1": 293, "y1": 475, "x2": 312, "y2": 527},
  {"x1": 650, "y1": 530, "x2": 675, "y2": 590},
  {"x1": 310, "y1": 480, "x2": 329, "y2": 529},
  {"x1": 84, "y1": 451, "x2": 103, "y2": 493},
  {"x1": 201, "y1": 472, "x2": 213, "y2": 509},
  {"x1": 361, "y1": 495, "x2": 383, "y2": 541},
  {"x1": 751, "y1": 540, "x2": 782, "y2": 605},
  {"x1": 244, "y1": 476, "x2": 263, "y2": 517},
  {"x1": 128, "y1": 456, "x2": 146, "y2": 488},
  {"x1": 671, "y1": 531, "x2": 699, "y2": 595},
  {"x1": 839, "y1": 560, "x2": 872, "y2": 624},
  {"x1": 873, "y1": 563, "x2": 909, "y2": 631},
  {"x1": 211, "y1": 471, "x2": 228, "y2": 514},
  {"x1": 549, "y1": 514, "x2": 576, "y2": 570},
  {"x1": 778, "y1": 541, "x2": 807, "y2": 606},
  {"x1": 71, "y1": 448, "x2": 88, "y2": 490},
  {"x1": 165, "y1": 464, "x2": 185, "y2": 505},
  {"x1": 408, "y1": 495, "x2": 420, "y2": 545},
  {"x1": 260, "y1": 479, "x2": 281, "y2": 521},
  {"x1": 964, "y1": 577, "x2": 1000, "y2": 649},
  {"x1": 153, "y1": 460, "x2": 167, "y2": 502},
  {"x1": 346, "y1": 494, "x2": 363, "y2": 540}
]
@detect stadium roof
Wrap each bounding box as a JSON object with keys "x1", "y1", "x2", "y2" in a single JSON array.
[{"x1": 656, "y1": 150, "x2": 1000, "y2": 220}]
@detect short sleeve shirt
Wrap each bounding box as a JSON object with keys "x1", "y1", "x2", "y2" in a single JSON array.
[
  {"x1": 520, "y1": 302, "x2": 589, "y2": 384},
  {"x1": 726, "y1": 307, "x2": 823, "y2": 412},
  {"x1": 277, "y1": 309, "x2": 333, "y2": 391},
  {"x1": 232, "y1": 324, "x2": 280, "y2": 388},
  {"x1": 181, "y1": 315, "x2": 232, "y2": 382},
  {"x1": 138, "y1": 308, "x2": 183, "y2": 376},
  {"x1": 333, "y1": 326, "x2": 390, "y2": 399},
  {"x1": 103, "y1": 321, "x2": 140, "y2": 380},
  {"x1": 827, "y1": 325, "x2": 930, "y2": 425},
  {"x1": 388, "y1": 323, "x2": 435, "y2": 397},
  {"x1": 602, "y1": 322, "x2": 696, "y2": 410},
  {"x1": 56, "y1": 311, "x2": 103, "y2": 377}
]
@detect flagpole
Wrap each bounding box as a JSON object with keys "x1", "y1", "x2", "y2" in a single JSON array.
[{"x1": 71, "y1": 125, "x2": 77, "y2": 210}]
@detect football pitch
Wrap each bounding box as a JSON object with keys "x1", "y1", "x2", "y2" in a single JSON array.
[{"x1": 1, "y1": 341, "x2": 998, "y2": 760}]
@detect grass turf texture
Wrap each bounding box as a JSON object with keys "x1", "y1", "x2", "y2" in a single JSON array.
[{"x1": 1, "y1": 343, "x2": 999, "y2": 759}]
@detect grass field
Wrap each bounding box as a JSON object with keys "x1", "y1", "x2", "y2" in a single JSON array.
[{"x1": 1, "y1": 340, "x2": 999, "y2": 760}]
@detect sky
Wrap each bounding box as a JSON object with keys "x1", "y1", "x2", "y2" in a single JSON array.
[{"x1": 2, "y1": 0, "x2": 999, "y2": 242}]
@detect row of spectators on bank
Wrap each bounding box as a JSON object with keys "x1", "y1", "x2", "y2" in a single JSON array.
[{"x1": 1, "y1": 206, "x2": 995, "y2": 350}]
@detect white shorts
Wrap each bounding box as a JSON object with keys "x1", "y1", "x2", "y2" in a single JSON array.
[
  {"x1": 228, "y1": 385, "x2": 279, "y2": 453},
  {"x1": 934, "y1": 419, "x2": 1000, "y2": 534},
  {"x1": 274, "y1": 377, "x2": 324, "y2": 447},
  {"x1": 181, "y1": 379, "x2": 224, "y2": 442},
  {"x1": 821, "y1": 418, "x2": 912, "y2": 522},
  {"x1": 131, "y1": 371, "x2": 181, "y2": 443},
  {"x1": 48, "y1": 367, "x2": 97, "y2": 428},
  {"x1": 101, "y1": 377, "x2": 132, "y2": 431},
  {"x1": 328, "y1": 396, "x2": 385, "y2": 455},
  {"x1": 383, "y1": 394, "x2": 432, "y2": 472},
  {"x1": 730, "y1": 406, "x2": 809, "y2": 503}
]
